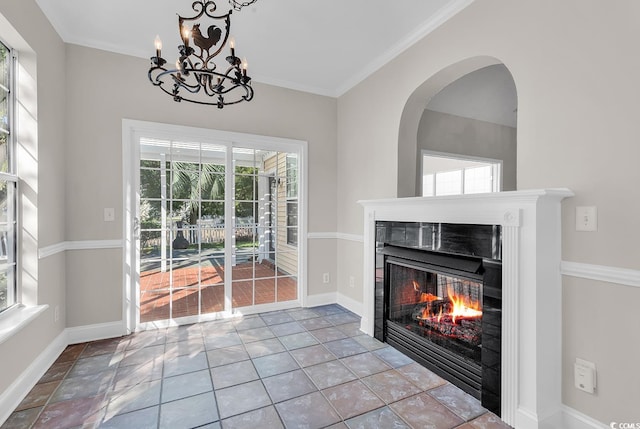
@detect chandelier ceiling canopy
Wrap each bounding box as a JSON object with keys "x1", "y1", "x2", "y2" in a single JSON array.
[{"x1": 148, "y1": 0, "x2": 255, "y2": 108}]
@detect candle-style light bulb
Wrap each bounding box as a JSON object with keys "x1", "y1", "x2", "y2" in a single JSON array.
[
  {"x1": 154, "y1": 35, "x2": 162, "y2": 58},
  {"x1": 229, "y1": 37, "x2": 236, "y2": 58},
  {"x1": 181, "y1": 25, "x2": 191, "y2": 48},
  {"x1": 242, "y1": 58, "x2": 248, "y2": 77}
]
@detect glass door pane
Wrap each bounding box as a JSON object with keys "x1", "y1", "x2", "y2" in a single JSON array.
[
  {"x1": 231, "y1": 148, "x2": 298, "y2": 309},
  {"x1": 139, "y1": 138, "x2": 226, "y2": 322}
]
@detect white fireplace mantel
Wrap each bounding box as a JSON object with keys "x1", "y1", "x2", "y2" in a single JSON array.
[{"x1": 359, "y1": 189, "x2": 574, "y2": 429}]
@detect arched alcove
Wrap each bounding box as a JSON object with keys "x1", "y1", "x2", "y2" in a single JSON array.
[{"x1": 397, "y1": 57, "x2": 518, "y2": 197}]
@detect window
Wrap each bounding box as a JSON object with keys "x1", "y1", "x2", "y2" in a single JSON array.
[
  {"x1": 285, "y1": 154, "x2": 298, "y2": 246},
  {"x1": 422, "y1": 151, "x2": 501, "y2": 197},
  {"x1": 0, "y1": 40, "x2": 17, "y2": 313}
]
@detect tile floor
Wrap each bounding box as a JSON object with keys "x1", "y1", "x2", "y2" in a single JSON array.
[{"x1": 2, "y1": 305, "x2": 512, "y2": 429}]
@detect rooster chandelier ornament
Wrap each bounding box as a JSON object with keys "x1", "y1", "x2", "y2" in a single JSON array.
[{"x1": 148, "y1": 0, "x2": 255, "y2": 108}]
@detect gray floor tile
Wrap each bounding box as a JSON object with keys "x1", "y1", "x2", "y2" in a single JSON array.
[
  {"x1": 221, "y1": 406, "x2": 283, "y2": 429},
  {"x1": 361, "y1": 370, "x2": 422, "y2": 404},
  {"x1": 304, "y1": 360, "x2": 356, "y2": 390},
  {"x1": 127, "y1": 330, "x2": 166, "y2": 350},
  {"x1": 322, "y1": 380, "x2": 384, "y2": 420},
  {"x1": 68, "y1": 354, "x2": 120, "y2": 378},
  {"x1": 252, "y1": 351, "x2": 299, "y2": 378},
  {"x1": 120, "y1": 345, "x2": 165, "y2": 367},
  {"x1": 99, "y1": 405, "x2": 159, "y2": 429},
  {"x1": 287, "y1": 309, "x2": 321, "y2": 321},
  {"x1": 334, "y1": 322, "x2": 363, "y2": 337},
  {"x1": 396, "y1": 362, "x2": 447, "y2": 391},
  {"x1": 50, "y1": 370, "x2": 115, "y2": 403},
  {"x1": 323, "y1": 338, "x2": 368, "y2": 358},
  {"x1": 233, "y1": 316, "x2": 267, "y2": 330},
  {"x1": 345, "y1": 406, "x2": 409, "y2": 429},
  {"x1": 163, "y1": 351, "x2": 209, "y2": 378},
  {"x1": 112, "y1": 358, "x2": 164, "y2": 391},
  {"x1": 204, "y1": 332, "x2": 243, "y2": 350},
  {"x1": 105, "y1": 380, "x2": 161, "y2": 418},
  {"x1": 428, "y1": 383, "x2": 487, "y2": 421},
  {"x1": 390, "y1": 392, "x2": 464, "y2": 429},
  {"x1": 260, "y1": 311, "x2": 296, "y2": 325},
  {"x1": 289, "y1": 344, "x2": 336, "y2": 368},
  {"x1": 159, "y1": 391, "x2": 218, "y2": 429},
  {"x1": 206, "y1": 345, "x2": 250, "y2": 368},
  {"x1": 373, "y1": 347, "x2": 415, "y2": 368},
  {"x1": 161, "y1": 369, "x2": 213, "y2": 403},
  {"x1": 244, "y1": 338, "x2": 286, "y2": 358},
  {"x1": 278, "y1": 332, "x2": 319, "y2": 350},
  {"x1": 269, "y1": 321, "x2": 305, "y2": 337},
  {"x1": 297, "y1": 317, "x2": 333, "y2": 331},
  {"x1": 310, "y1": 305, "x2": 345, "y2": 316},
  {"x1": 340, "y1": 352, "x2": 391, "y2": 378},
  {"x1": 215, "y1": 380, "x2": 272, "y2": 419},
  {"x1": 324, "y1": 313, "x2": 360, "y2": 326},
  {"x1": 262, "y1": 369, "x2": 317, "y2": 403},
  {"x1": 165, "y1": 324, "x2": 203, "y2": 343},
  {"x1": 211, "y1": 360, "x2": 258, "y2": 389},
  {"x1": 352, "y1": 334, "x2": 387, "y2": 351},
  {"x1": 238, "y1": 326, "x2": 275, "y2": 343},
  {"x1": 275, "y1": 391, "x2": 340, "y2": 429},
  {"x1": 164, "y1": 338, "x2": 205, "y2": 358},
  {"x1": 309, "y1": 327, "x2": 348, "y2": 343}
]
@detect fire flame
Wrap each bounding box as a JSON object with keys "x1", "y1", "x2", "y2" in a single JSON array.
[
  {"x1": 447, "y1": 286, "x2": 482, "y2": 323},
  {"x1": 419, "y1": 286, "x2": 482, "y2": 323}
]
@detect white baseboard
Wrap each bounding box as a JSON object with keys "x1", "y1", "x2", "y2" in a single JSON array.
[
  {"x1": 559, "y1": 405, "x2": 608, "y2": 429},
  {"x1": 305, "y1": 292, "x2": 337, "y2": 308},
  {"x1": 66, "y1": 321, "x2": 127, "y2": 344},
  {"x1": 336, "y1": 293, "x2": 363, "y2": 316},
  {"x1": 0, "y1": 330, "x2": 67, "y2": 425}
]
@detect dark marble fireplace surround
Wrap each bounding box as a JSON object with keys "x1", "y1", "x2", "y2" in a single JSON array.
[{"x1": 374, "y1": 221, "x2": 502, "y2": 415}]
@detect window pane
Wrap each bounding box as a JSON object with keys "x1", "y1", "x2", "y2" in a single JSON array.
[
  {"x1": 435, "y1": 170, "x2": 462, "y2": 196},
  {"x1": 0, "y1": 179, "x2": 16, "y2": 312},
  {"x1": 0, "y1": 42, "x2": 9, "y2": 91},
  {"x1": 422, "y1": 173, "x2": 434, "y2": 197},
  {"x1": 464, "y1": 165, "x2": 493, "y2": 194}
]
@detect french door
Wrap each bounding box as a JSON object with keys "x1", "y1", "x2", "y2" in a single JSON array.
[{"x1": 126, "y1": 123, "x2": 305, "y2": 328}]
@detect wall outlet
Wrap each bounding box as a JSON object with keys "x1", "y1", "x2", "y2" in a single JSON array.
[
  {"x1": 54, "y1": 305, "x2": 59, "y2": 323},
  {"x1": 349, "y1": 276, "x2": 355, "y2": 288},
  {"x1": 574, "y1": 358, "x2": 596, "y2": 394},
  {"x1": 322, "y1": 273, "x2": 330, "y2": 284}
]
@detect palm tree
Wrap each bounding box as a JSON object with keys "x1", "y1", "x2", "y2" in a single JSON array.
[{"x1": 172, "y1": 162, "x2": 225, "y2": 225}]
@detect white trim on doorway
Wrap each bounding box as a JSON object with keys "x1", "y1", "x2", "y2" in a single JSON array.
[{"x1": 122, "y1": 119, "x2": 308, "y2": 333}]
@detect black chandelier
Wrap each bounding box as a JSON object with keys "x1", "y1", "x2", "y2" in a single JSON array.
[{"x1": 148, "y1": 0, "x2": 255, "y2": 108}]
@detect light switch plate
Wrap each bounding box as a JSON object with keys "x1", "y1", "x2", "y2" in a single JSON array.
[
  {"x1": 575, "y1": 206, "x2": 597, "y2": 231},
  {"x1": 104, "y1": 208, "x2": 115, "y2": 222}
]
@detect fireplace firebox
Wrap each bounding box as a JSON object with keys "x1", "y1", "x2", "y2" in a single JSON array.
[{"x1": 374, "y1": 222, "x2": 502, "y2": 414}]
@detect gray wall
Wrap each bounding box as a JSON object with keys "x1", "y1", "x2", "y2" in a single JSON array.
[
  {"x1": 337, "y1": 0, "x2": 640, "y2": 423},
  {"x1": 63, "y1": 44, "x2": 339, "y2": 326},
  {"x1": 416, "y1": 109, "x2": 517, "y2": 193},
  {"x1": 0, "y1": 1, "x2": 67, "y2": 394}
]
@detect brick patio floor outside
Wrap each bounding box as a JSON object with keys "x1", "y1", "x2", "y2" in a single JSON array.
[{"x1": 140, "y1": 262, "x2": 297, "y2": 322}]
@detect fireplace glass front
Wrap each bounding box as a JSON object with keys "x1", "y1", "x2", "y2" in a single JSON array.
[{"x1": 387, "y1": 261, "x2": 482, "y2": 366}]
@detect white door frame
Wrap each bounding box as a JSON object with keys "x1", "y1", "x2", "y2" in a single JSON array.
[{"x1": 122, "y1": 119, "x2": 308, "y2": 333}]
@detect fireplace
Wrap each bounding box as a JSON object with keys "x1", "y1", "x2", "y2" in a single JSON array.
[
  {"x1": 360, "y1": 190, "x2": 573, "y2": 428},
  {"x1": 374, "y1": 222, "x2": 501, "y2": 414}
]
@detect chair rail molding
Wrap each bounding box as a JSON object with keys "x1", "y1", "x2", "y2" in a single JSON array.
[{"x1": 38, "y1": 240, "x2": 124, "y2": 259}]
